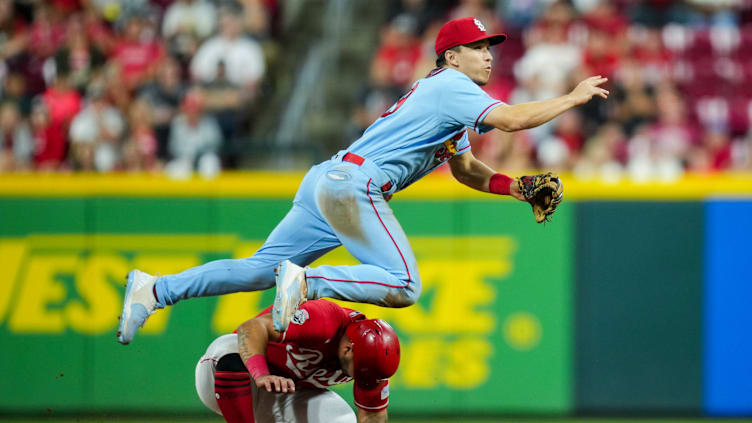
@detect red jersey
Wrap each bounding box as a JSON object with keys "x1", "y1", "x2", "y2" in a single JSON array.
[
  {"x1": 258, "y1": 299, "x2": 390, "y2": 412},
  {"x1": 111, "y1": 40, "x2": 163, "y2": 88}
]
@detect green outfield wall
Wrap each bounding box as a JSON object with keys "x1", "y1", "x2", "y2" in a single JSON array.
[
  {"x1": 0, "y1": 172, "x2": 750, "y2": 416},
  {"x1": 575, "y1": 202, "x2": 704, "y2": 413}
]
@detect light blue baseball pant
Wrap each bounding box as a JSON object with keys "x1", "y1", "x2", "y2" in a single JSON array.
[{"x1": 154, "y1": 152, "x2": 421, "y2": 308}]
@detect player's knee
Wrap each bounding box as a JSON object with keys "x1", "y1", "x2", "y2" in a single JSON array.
[
  {"x1": 383, "y1": 276, "x2": 421, "y2": 308},
  {"x1": 406, "y1": 279, "x2": 422, "y2": 304}
]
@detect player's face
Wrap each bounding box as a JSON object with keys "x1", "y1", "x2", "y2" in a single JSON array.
[
  {"x1": 453, "y1": 40, "x2": 493, "y2": 85},
  {"x1": 338, "y1": 335, "x2": 355, "y2": 377}
]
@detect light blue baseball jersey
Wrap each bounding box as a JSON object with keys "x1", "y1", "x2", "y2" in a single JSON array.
[
  {"x1": 347, "y1": 67, "x2": 504, "y2": 192},
  {"x1": 148, "y1": 68, "x2": 506, "y2": 325}
]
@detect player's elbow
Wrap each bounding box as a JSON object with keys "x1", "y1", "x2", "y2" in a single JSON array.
[
  {"x1": 236, "y1": 319, "x2": 253, "y2": 338},
  {"x1": 237, "y1": 314, "x2": 277, "y2": 339},
  {"x1": 485, "y1": 105, "x2": 525, "y2": 132},
  {"x1": 496, "y1": 115, "x2": 526, "y2": 132}
]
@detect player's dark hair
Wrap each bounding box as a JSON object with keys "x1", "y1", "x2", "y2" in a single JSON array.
[{"x1": 436, "y1": 46, "x2": 462, "y2": 67}]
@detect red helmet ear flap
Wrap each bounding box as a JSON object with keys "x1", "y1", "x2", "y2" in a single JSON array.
[{"x1": 345, "y1": 319, "x2": 400, "y2": 381}]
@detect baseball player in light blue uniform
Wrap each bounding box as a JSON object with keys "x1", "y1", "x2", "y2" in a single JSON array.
[{"x1": 118, "y1": 17, "x2": 609, "y2": 344}]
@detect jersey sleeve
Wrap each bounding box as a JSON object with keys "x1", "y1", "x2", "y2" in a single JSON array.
[
  {"x1": 280, "y1": 299, "x2": 349, "y2": 345},
  {"x1": 439, "y1": 74, "x2": 503, "y2": 134},
  {"x1": 353, "y1": 379, "x2": 390, "y2": 412},
  {"x1": 455, "y1": 130, "x2": 471, "y2": 156}
]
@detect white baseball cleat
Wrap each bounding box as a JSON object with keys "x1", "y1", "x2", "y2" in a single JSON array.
[
  {"x1": 272, "y1": 260, "x2": 308, "y2": 333},
  {"x1": 117, "y1": 269, "x2": 159, "y2": 345}
]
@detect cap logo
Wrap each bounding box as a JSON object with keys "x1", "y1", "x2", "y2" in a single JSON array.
[{"x1": 474, "y1": 18, "x2": 486, "y2": 32}]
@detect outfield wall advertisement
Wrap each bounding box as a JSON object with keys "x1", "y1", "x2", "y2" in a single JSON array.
[
  {"x1": 0, "y1": 195, "x2": 573, "y2": 414},
  {"x1": 2, "y1": 173, "x2": 751, "y2": 416}
]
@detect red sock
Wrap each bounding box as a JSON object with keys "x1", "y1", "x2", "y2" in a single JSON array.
[{"x1": 215, "y1": 371, "x2": 255, "y2": 423}]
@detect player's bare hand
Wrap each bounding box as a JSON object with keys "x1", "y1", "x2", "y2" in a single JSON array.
[
  {"x1": 569, "y1": 75, "x2": 609, "y2": 106},
  {"x1": 255, "y1": 375, "x2": 296, "y2": 393}
]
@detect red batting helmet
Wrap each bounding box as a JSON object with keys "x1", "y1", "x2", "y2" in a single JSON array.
[{"x1": 345, "y1": 319, "x2": 400, "y2": 381}]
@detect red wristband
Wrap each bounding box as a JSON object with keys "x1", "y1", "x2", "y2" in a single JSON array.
[
  {"x1": 489, "y1": 173, "x2": 514, "y2": 195},
  {"x1": 244, "y1": 354, "x2": 270, "y2": 380}
]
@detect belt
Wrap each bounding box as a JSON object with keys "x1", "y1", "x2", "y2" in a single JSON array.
[{"x1": 342, "y1": 152, "x2": 393, "y2": 193}]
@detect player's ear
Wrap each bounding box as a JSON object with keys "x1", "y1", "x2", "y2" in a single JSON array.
[{"x1": 446, "y1": 47, "x2": 460, "y2": 67}]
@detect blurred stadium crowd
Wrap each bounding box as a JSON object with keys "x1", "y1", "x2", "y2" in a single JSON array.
[
  {"x1": 2, "y1": 0, "x2": 752, "y2": 180},
  {"x1": 356, "y1": 0, "x2": 752, "y2": 181},
  {"x1": 0, "y1": 0, "x2": 278, "y2": 175}
]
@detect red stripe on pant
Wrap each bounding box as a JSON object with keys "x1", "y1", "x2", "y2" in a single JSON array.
[
  {"x1": 365, "y1": 178, "x2": 411, "y2": 285},
  {"x1": 307, "y1": 275, "x2": 408, "y2": 289}
]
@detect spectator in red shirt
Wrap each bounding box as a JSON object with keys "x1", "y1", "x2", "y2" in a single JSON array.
[
  {"x1": 33, "y1": 67, "x2": 81, "y2": 170},
  {"x1": 122, "y1": 97, "x2": 159, "y2": 172},
  {"x1": 29, "y1": 98, "x2": 68, "y2": 170},
  {"x1": 41, "y1": 66, "x2": 82, "y2": 130},
  {"x1": 581, "y1": 26, "x2": 620, "y2": 81},
  {"x1": 688, "y1": 130, "x2": 732, "y2": 172},
  {"x1": 27, "y1": 2, "x2": 67, "y2": 59},
  {"x1": 371, "y1": 13, "x2": 422, "y2": 89},
  {"x1": 110, "y1": 12, "x2": 164, "y2": 91}
]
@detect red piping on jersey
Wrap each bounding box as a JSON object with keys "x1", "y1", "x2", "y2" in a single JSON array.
[
  {"x1": 474, "y1": 101, "x2": 502, "y2": 131},
  {"x1": 457, "y1": 144, "x2": 470, "y2": 153},
  {"x1": 307, "y1": 275, "x2": 408, "y2": 289},
  {"x1": 366, "y1": 178, "x2": 412, "y2": 285},
  {"x1": 427, "y1": 67, "x2": 447, "y2": 78}
]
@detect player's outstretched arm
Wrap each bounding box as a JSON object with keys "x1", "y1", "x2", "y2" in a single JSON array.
[
  {"x1": 357, "y1": 408, "x2": 387, "y2": 423},
  {"x1": 483, "y1": 76, "x2": 609, "y2": 132},
  {"x1": 237, "y1": 314, "x2": 296, "y2": 393},
  {"x1": 448, "y1": 152, "x2": 525, "y2": 201}
]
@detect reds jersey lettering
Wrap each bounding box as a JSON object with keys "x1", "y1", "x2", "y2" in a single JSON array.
[
  {"x1": 284, "y1": 345, "x2": 323, "y2": 379},
  {"x1": 303, "y1": 368, "x2": 352, "y2": 389},
  {"x1": 282, "y1": 344, "x2": 353, "y2": 388}
]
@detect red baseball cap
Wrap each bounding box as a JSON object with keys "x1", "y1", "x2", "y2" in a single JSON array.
[{"x1": 435, "y1": 17, "x2": 507, "y2": 56}]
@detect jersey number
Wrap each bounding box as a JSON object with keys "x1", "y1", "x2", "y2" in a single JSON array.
[{"x1": 381, "y1": 83, "x2": 419, "y2": 118}]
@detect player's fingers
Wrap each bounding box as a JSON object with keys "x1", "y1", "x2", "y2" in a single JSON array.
[
  {"x1": 273, "y1": 377, "x2": 282, "y2": 392},
  {"x1": 287, "y1": 379, "x2": 296, "y2": 393},
  {"x1": 589, "y1": 76, "x2": 607, "y2": 86},
  {"x1": 263, "y1": 380, "x2": 272, "y2": 392}
]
